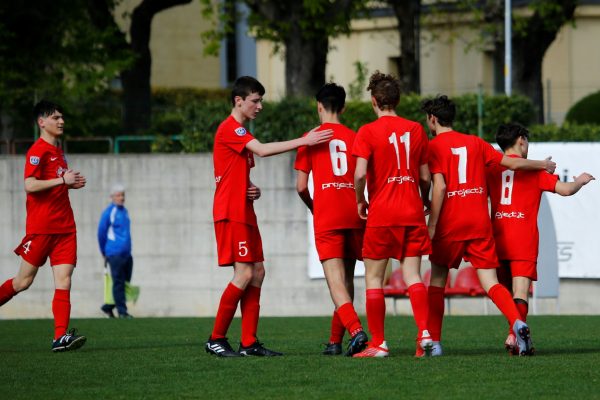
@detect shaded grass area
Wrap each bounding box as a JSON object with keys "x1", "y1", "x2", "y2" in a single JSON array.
[{"x1": 1, "y1": 316, "x2": 599, "y2": 399}]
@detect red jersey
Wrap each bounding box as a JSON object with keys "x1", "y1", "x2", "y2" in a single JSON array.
[
  {"x1": 212, "y1": 115, "x2": 258, "y2": 226},
  {"x1": 24, "y1": 138, "x2": 75, "y2": 234},
  {"x1": 428, "y1": 131, "x2": 503, "y2": 240},
  {"x1": 352, "y1": 115, "x2": 429, "y2": 228},
  {"x1": 294, "y1": 122, "x2": 364, "y2": 233},
  {"x1": 486, "y1": 154, "x2": 558, "y2": 261}
]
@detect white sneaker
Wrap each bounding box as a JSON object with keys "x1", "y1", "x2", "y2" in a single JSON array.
[
  {"x1": 353, "y1": 341, "x2": 389, "y2": 358},
  {"x1": 512, "y1": 320, "x2": 534, "y2": 356},
  {"x1": 431, "y1": 341, "x2": 443, "y2": 357}
]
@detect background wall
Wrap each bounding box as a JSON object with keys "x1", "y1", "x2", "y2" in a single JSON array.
[{"x1": 0, "y1": 154, "x2": 598, "y2": 319}]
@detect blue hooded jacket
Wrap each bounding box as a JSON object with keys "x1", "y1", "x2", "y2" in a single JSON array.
[{"x1": 98, "y1": 203, "x2": 131, "y2": 257}]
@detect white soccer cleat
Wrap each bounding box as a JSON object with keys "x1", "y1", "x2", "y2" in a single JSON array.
[
  {"x1": 431, "y1": 341, "x2": 443, "y2": 357},
  {"x1": 353, "y1": 341, "x2": 389, "y2": 358},
  {"x1": 512, "y1": 320, "x2": 535, "y2": 356},
  {"x1": 415, "y1": 330, "x2": 433, "y2": 357},
  {"x1": 504, "y1": 332, "x2": 519, "y2": 356}
]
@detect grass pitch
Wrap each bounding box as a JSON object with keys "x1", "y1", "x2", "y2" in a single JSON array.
[{"x1": 1, "y1": 315, "x2": 599, "y2": 399}]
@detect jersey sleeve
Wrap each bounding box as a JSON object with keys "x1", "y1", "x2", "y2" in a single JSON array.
[
  {"x1": 352, "y1": 127, "x2": 372, "y2": 160},
  {"x1": 24, "y1": 149, "x2": 45, "y2": 179},
  {"x1": 538, "y1": 171, "x2": 559, "y2": 193},
  {"x1": 221, "y1": 126, "x2": 256, "y2": 154},
  {"x1": 294, "y1": 143, "x2": 311, "y2": 173},
  {"x1": 481, "y1": 139, "x2": 503, "y2": 166}
]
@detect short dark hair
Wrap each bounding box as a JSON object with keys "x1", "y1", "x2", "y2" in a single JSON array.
[
  {"x1": 421, "y1": 95, "x2": 455, "y2": 127},
  {"x1": 231, "y1": 76, "x2": 265, "y2": 106},
  {"x1": 316, "y1": 82, "x2": 346, "y2": 113},
  {"x1": 496, "y1": 123, "x2": 530, "y2": 151},
  {"x1": 33, "y1": 100, "x2": 63, "y2": 121},
  {"x1": 367, "y1": 71, "x2": 401, "y2": 111}
]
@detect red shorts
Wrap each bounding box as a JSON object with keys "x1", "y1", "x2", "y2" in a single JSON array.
[
  {"x1": 315, "y1": 229, "x2": 364, "y2": 261},
  {"x1": 362, "y1": 225, "x2": 431, "y2": 260},
  {"x1": 430, "y1": 236, "x2": 498, "y2": 269},
  {"x1": 14, "y1": 232, "x2": 77, "y2": 267},
  {"x1": 501, "y1": 260, "x2": 538, "y2": 281},
  {"x1": 214, "y1": 221, "x2": 264, "y2": 266}
]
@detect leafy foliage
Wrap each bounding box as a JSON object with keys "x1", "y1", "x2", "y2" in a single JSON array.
[{"x1": 565, "y1": 91, "x2": 600, "y2": 125}]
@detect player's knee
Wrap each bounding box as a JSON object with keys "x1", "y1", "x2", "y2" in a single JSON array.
[
  {"x1": 13, "y1": 276, "x2": 34, "y2": 292},
  {"x1": 54, "y1": 276, "x2": 72, "y2": 291},
  {"x1": 253, "y1": 265, "x2": 265, "y2": 282}
]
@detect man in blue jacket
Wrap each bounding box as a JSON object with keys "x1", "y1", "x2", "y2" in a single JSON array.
[{"x1": 98, "y1": 184, "x2": 133, "y2": 318}]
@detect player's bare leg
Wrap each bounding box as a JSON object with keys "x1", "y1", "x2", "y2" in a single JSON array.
[
  {"x1": 50, "y1": 264, "x2": 85, "y2": 352},
  {"x1": 0, "y1": 259, "x2": 38, "y2": 306},
  {"x1": 478, "y1": 268, "x2": 533, "y2": 356},
  {"x1": 322, "y1": 258, "x2": 367, "y2": 356},
  {"x1": 354, "y1": 258, "x2": 389, "y2": 358},
  {"x1": 427, "y1": 262, "x2": 448, "y2": 356},
  {"x1": 403, "y1": 256, "x2": 432, "y2": 356}
]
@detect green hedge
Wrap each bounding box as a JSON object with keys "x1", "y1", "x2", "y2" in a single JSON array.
[
  {"x1": 529, "y1": 123, "x2": 600, "y2": 142},
  {"x1": 565, "y1": 91, "x2": 600, "y2": 125}
]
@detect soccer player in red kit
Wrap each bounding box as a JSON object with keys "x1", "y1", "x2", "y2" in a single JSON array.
[
  {"x1": 352, "y1": 72, "x2": 433, "y2": 358},
  {"x1": 206, "y1": 76, "x2": 333, "y2": 357},
  {"x1": 487, "y1": 123, "x2": 595, "y2": 354},
  {"x1": 0, "y1": 100, "x2": 87, "y2": 352},
  {"x1": 295, "y1": 83, "x2": 368, "y2": 356},
  {"x1": 424, "y1": 95, "x2": 556, "y2": 356}
]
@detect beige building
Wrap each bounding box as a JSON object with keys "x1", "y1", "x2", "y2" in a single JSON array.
[{"x1": 116, "y1": 1, "x2": 600, "y2": 124}]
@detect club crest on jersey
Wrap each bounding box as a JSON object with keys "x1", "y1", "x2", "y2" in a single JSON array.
[
  {"x1": 29, "y1": 156, "x2": 40, "y2": 165},
  {"x1": 235, "y1": 127, "x2": 247, "y2": 136}
]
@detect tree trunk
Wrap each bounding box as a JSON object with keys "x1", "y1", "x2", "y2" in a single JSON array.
[
  {"x1": 284, "y1": 25, "x2": 329, "y2": 97},
  {"x1": 390, "y1": 0, "x2": 421, "y2": 94}
]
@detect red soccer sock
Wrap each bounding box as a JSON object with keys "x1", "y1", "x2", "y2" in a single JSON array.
[
  {"x1": 365, "y1": 289, "x2": 385, "y2": 347},
  {"x1": 515, "y1": 298, "x2": 529, "y2": 322},
  {"x1": 488, "y1": 284, "x2": 521, "y2": 327},
  {"x1": 210, "y1": 282, "x2": 245, "y2": 340},
  {"x1": 427, "y1": 286, "x2": 445, "y2": 342},
  {"x1": 337, "y1": 302, "x2": 363, "y2": 337},
  {"x1": 240, "y1": 285, "x2": 261, "y2": 347},
  {"x1": 0, "y1": 279, "x2": 17, "y2": 306},
  {"x1": 408, "y1": 283, "x2": 429, "y2": 334},
  {"x1": 329, "y1": 311, "x2": 345, "y2": 344},
  {"x1": 52, "y1": 289, "x2": 71, "y2": 340}
]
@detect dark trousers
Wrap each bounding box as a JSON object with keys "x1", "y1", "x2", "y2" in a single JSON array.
[{"x1": 107, "y1": 255, "x2": 133, "y2": 315}]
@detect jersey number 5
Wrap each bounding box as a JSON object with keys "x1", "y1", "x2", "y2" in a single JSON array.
[
  {"x1": 451, "y1": 146, "x2": 467, "y2": 184},
  {"x1": 329, "y1": 139, "x2": 348, "y2": 176}
]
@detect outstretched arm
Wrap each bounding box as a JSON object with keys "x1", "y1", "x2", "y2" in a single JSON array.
[
  {"x1": 501, "y1": 155, "x2": 556, "y2": 174},
  {"x1": 428, "y1": 173, "x2": 446, "y2": 239},
  {"x1": 354, "y1": 157, "x2": 368, "y2": 220},
  {"x1": 555, "y1": 173, "x2": 595, "y2": 196},
  {"x1": 246, "y1": 127, "x2": 333, "y2": 157}
]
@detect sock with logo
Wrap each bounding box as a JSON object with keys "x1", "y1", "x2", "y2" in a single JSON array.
[
  {"x1": 337, "y1": 302, "x2": 363, "y2": 337},
  {"x1": 52, "y1": 289, "x2": 71, "y2": 340},
  {"x1": 365, "y1": 289, "x2": 385, "y2": 347},
  {"x1": 0, "y1": 279, "x2": 17, "y2": 306},
  {"x1": 488, "y1": 284, "x2": 521, "y2": 327},
  {"x1": 329, "y1": 311, "x2": 345, "y2": 344},
  {"x1": 210, "y1": 282, "x2": 244, "y2": 340},
  {"x1": 240, "y1": 285, "x2": 261, "y2": 347},
  {"x1": 427, "y1": 285, "x2": 445, "y2": 342},
  {"x1": 408, "y1": 283, "x2": 429, "y2": 334}
]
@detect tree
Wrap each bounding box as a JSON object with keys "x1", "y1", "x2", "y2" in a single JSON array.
[
  {"x1": 387, "y1": 0, "x2": 422, "y2": 94},
  {"x1": 89, "y1": 0, "x2": 192, "y2": 134},
  {"x1": 201, "y1": 0, "x2": 367, "y2": 97},
  {"x1": 424, "y1": 0, "x2": 577, "y2": 123},
  {"x1": 0, "y1": 0, "x2": 131, "y2": 139}
]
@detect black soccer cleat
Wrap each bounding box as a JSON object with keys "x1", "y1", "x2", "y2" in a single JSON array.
[
  {"x1": 205, "y1": 337, "x2": 241, "y2": 357},
  {"x1": 238, "y1": 341, "x2": 283, "y2": 357},
  {"x1": 100, "y1": 304, "x2": 115, "y2": 319},
  {"x1": 52, "y1": 329, "x2": 87, "y2": 353},
  {"x1": 322, "y1": 342, "x2": 342, "y2": 356},
  {"x1": 345, "y1": 330, "x2": 368, "y2": 356}
]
